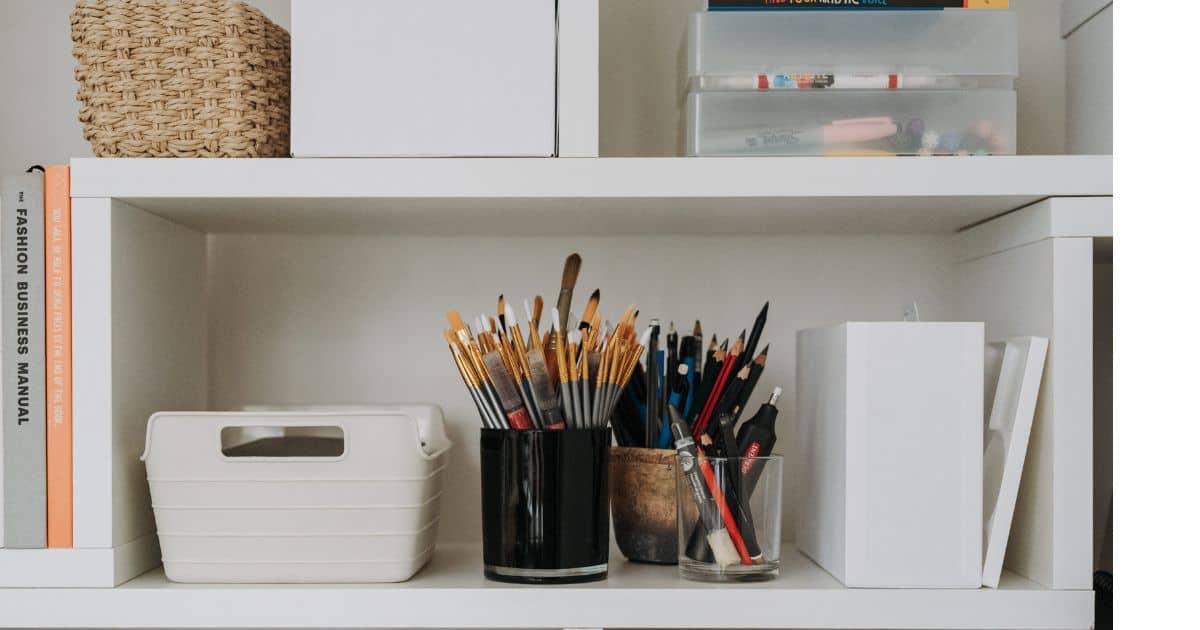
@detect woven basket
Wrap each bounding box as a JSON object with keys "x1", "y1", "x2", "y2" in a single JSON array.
[{"x1": 70, "y1": 0, "x2": 290, "y2": 157}]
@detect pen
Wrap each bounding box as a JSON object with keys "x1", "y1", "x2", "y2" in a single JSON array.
[
  {"x1": 645, "y1": 320, "x2": 661, "y2": 448},
  {"x1": 658, "y1": 364, "x2": 690, "y2": 448},
  {"x1": 666, "y1": 323, "x2": 679, "y2": 428}
]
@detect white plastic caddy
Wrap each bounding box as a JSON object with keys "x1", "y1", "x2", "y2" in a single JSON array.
[{"x1": 142, "y1": 405, "x2": 452, "y2": 583}]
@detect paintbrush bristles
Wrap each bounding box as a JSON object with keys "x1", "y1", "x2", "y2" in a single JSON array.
[
  {"x1": 447, "y1": 310, "x2": 468, "y2": 335},
  {"x1": 561, "y1": 254, "x2": 582, "y2": 289},
  {"x1": 445, "y1": 262, "x2": 655, "y2": 430},
  {"x1": 532, "y1": 296, "x2": 544, "y2": 330},
  {"x1": 581, "y1": 289, "x2": 599, "y2": 330},
  {"x1": 556, "y1": 253, "x2": 582, "y2": 332}
]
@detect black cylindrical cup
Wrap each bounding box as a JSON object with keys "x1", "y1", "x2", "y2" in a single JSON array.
[{"x1": 480, "y1": 428, "x2": 610, "y2": 584}]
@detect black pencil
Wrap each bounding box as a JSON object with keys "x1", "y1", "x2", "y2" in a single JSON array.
[
  {"x1": 666, "y1": 322, "x2": 679, "y2": 413},
  {"x1": 707, "y1": 364, "x2": 750, "y2": 437},
  {"x1": 691, "y1": 340, "x2": 726, "y2": 425},
  {"x1": 731, "y1": 345, "x2": 769, "y2": 424},
  {"x1": 741, "y1": 301, "x2": 769, "y2": 370}
]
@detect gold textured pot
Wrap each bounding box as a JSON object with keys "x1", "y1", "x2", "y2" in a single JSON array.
[{"x1": 609, "y1": 447, "x2": 678, "y2": 564}]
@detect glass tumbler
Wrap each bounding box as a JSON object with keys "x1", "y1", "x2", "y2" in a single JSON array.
[{"x1": 676, "y1": 454, "x2": 783, "y2": 582}]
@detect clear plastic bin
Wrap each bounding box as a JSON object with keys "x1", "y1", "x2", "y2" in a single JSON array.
[
  {"x1": 687, "y1": 10, "x2": 1017, "y2": 79},
  {"x1": 686, "y1": 90, "x2": 1015, "y2": 157}
]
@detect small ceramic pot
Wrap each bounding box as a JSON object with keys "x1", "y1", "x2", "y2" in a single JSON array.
[{"x1": 609, "y1": 446, "x2": 678, "y2": 564}]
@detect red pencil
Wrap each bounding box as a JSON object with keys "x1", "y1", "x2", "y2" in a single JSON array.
[
  {"x1": 694, "y1": 333, "x2": 743, "y2": 437},
  {"x1": 697, "y1": 443, "x2": 753, "y2": 565}
]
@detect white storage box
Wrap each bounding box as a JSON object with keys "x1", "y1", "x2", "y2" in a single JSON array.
[
  {"x1": 687, "y1": 90, "x2": 1015, "y2": 156},
  {"x1": 795, "y1": 323, "x2": 983, "y2": 588},
  {"x1": 685, "y1": 10, "x2": 1017, "y2": 157},
  {"x1": 291, "y1": 0, "x2": 557, "y2": 157},
  {"x1": 688, "y1": 10, "x2": 1018, "y2": 80},
  {"x1": 141, "y1": 405, "x2": 451, "y2": 583}
]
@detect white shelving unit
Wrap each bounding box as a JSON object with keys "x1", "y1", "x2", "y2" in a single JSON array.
[
  {"x1": 0, "y1": 155, "x2": 1112, "y2": 630},
  {"x1": 1, "y1": 545, "x2": 1094, "y2": 629}
]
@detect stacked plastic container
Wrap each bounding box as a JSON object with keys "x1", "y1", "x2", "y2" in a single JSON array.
[
  {"x1": 142, "y1": 405, "x2": 451, "y2": 583},
  {"x1": 685, "y1": 9, "x2": 1018, "y2": 157}
]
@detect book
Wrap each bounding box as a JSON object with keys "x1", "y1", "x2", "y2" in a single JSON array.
[
  {"x1": 1, "y1": 181, "x2": 4, "y2": 547},
  {"x1": 708, "y1": 0, "x2": 1008, "y2": 9},
  {"x1": 2, "y1": 170, "x2": 47, "y2": 549},
  {"x1": 45, "y1": 165, "x2": 72, "y2": 548}
]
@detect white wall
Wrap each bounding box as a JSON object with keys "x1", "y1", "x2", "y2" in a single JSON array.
[
  {"x1": 3, "y1": 0, "x2": 1071, "y2": 169},
  {"x1": 1065, "y1": 1, "x2": 1114, "y2": 154},
  {"x1": 204, "y1": 232, "x2": 959, "y2": 544}
]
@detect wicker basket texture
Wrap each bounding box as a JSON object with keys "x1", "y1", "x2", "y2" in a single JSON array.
[{"x1": 70, "y1": 0, "x2": 290, "y2": 157}]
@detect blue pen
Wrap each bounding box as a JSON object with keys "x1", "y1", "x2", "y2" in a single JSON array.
[
  {"x1": 659, "y1": 350, "x2": 668, "y2": 427},
  {"x1": 682, "y1": 356, "x2": 697, "y2": 417},
  {"x1": 658, "y1": 363, "x2": 690, "y2": 448}
]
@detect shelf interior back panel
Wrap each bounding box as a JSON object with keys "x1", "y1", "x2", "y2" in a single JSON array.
[{"x1": 202, "y1": 232, "x2": 959, "y2": 544}]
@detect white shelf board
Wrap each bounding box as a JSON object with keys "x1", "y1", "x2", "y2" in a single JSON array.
[
  {"x1": 69, "y1": 156, "x2": 1112, "y2": 235},
  {"x1": 0, "y1": 545, "x2": 1092, "y2": 629}
]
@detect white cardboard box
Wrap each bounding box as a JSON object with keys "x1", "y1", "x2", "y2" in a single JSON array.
[
  {"x1": 291, "y1": 0, "x2": 557, "y2": 157},
  {"x1": 795, "y1": 322, "x2": 984, "y2": 588}
]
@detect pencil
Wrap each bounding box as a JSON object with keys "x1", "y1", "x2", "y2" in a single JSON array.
[
  {"x1": 741, "y1": 301, "x2": 769, "y2": 369},
  {"x1": 693, "y1": 337, "x2": 724, "y2": 422},
  {"x1": 707, "y1": 364, "x2": 751, "y2": 438},
  {"x1": 731, "y1": 345, "x2": 769, "y2": 424},
  {"x1": 695, "y1": 334, "x2": 741, "y2": 437}
]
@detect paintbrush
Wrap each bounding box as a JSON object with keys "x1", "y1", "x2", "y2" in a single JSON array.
[
  {"x1": 568, "y1": 329, "x2": 585, "y2": 427},
  {"x1": 523, "y1": 300, "x2": 565, "y2": 430},
  {"x1": 449, "y1": 311, "x2": 512, "y2": 430},
  {"x1": 580, "y1": 289, "x2": 599, "y2": 334},
  {"x1": 551, "y1": 308, "x2": 574, "y2": 428},
  {"x1": 445, "y1": 329, "x2": 500, "y2": 428},
  {"x1": 556, "y1": 253, "x2": 582, "y2": 333},
  {"x1": 483, "y1": 351, "x2": 534, "y2": 429},
  {"x1": 505, "y1": 304, "x2": 543, "y2": 428}
]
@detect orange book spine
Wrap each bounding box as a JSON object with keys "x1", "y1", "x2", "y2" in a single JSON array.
[{"x1": 45, "y1": 165, "x2": 72, "y2": 548}]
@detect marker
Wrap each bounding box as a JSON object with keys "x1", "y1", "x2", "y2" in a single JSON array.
[
  {"x1": 708, "y1": 117, "x2": 900, "y2": 154},
  {"x1": 696, "y1": 73, "x2": 960, "y2": 91}
]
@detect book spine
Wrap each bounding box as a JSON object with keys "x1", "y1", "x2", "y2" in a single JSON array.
[
  {"x1": 45, "y1": 165, "x2": 72, "y2": 548},
  {"x1": 1, "y1": 179, "x2": 4, "y2": 547},
  {"x1": 708, "y1": 0, "x2": 1008, "y2": 9},
  {"x1": 2, "y1": 172, "x2": 47, "y2": 549}
]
